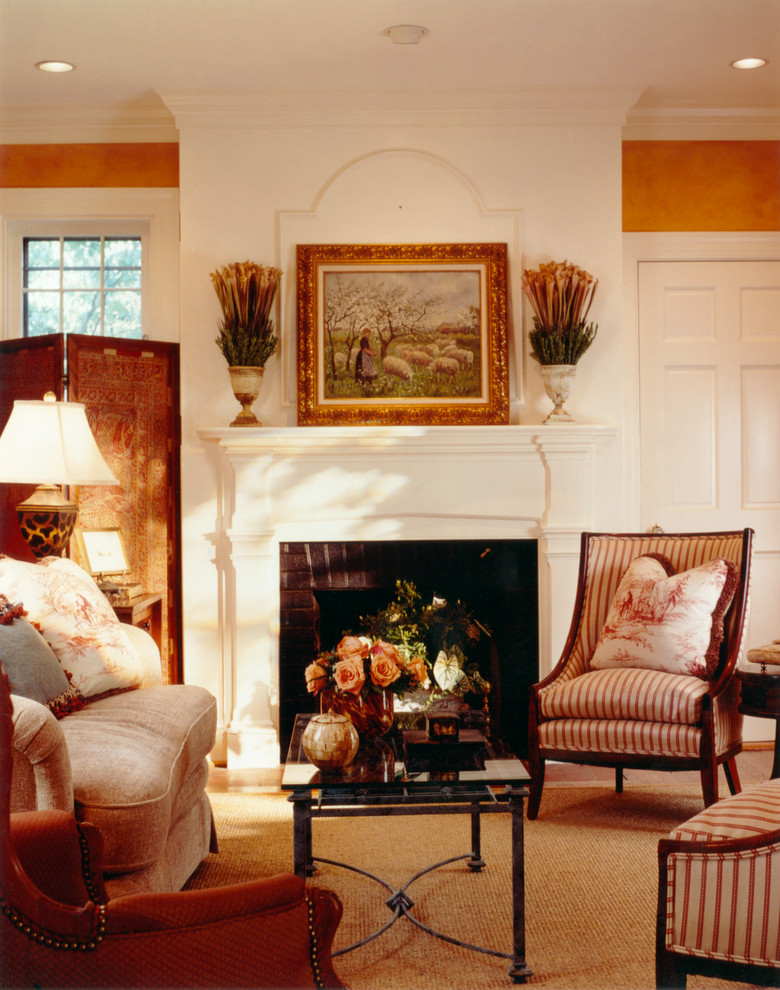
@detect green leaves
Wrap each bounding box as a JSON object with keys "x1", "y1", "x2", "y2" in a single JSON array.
[{"x1": 528, "y1": 319, "x2": 597, "y2": 366}]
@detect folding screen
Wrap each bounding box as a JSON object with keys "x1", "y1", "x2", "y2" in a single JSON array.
[{"x1": 0, "y1": 334, "x2": 182, "y2": 683}]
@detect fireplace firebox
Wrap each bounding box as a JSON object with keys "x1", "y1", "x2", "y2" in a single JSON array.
[{"x1": 279, "y1": 539, "x2": 538, "y2": 759}]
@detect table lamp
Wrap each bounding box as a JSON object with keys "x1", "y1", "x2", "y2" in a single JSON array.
[{"x1": 0, "y1": 391, "x2": 119, "y2": 557}]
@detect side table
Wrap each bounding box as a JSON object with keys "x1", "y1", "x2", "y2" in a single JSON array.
[
  {"x1": 737, "y1": 663, "x2": 780, "y2": 779},
  {"x1": 113, "y1": 593, "x2": 163, "y2": 655}
]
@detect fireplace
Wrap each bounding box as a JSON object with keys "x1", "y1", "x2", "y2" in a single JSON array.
[
  {"x1": 199, "y1": 424, "x2": 616, "y2": 768},
  {"x1": 279, "y1": 539, "x2": 538, "y2": 759}
]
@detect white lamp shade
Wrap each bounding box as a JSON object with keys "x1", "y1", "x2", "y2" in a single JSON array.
[{"x1": 0, "y1": 397, "x2": 119, "y2": 487}]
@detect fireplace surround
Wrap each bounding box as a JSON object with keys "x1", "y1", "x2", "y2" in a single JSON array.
[{"x1": 199, "y1": 424, "x2": 617, "y2": 768}]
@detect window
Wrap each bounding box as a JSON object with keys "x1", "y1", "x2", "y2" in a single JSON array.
[
  {"x1": 23, "y1": 235, "x2": 143, "y2": 338},
  {"x1": 4, "y1": 192, "x2": 180, "y2": 346}
]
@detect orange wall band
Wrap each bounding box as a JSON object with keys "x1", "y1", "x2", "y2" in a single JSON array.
[
  {"x1": 1, "y1": 140, "x2": 778, "y2": 231},
  {"x1": 623, "y1": 140, "x2": 780, "y2": 232},
  {"x1": 0, "y1": 143, "x2": 178, "y2": 188}
]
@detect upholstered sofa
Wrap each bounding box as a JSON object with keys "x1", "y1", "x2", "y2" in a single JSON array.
[
  {"x1": 0, "y1": 554, "x2": 217, "y2": 897},
  {"x1": 656, "y1": 777, "x2": 780, "y2": 987}
]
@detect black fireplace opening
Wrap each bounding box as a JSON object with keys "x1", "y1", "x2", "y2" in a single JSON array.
[{"x1": 279, "y1": 539, "x2": 538, "y2": 761}]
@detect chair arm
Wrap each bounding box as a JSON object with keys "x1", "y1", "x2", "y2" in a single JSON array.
[
  {"x1": 11, "y1": 810, "x2": 107, "y2": 906},
  {"x1": 10, "y1": 695, "x2": 74, "y2": 812},
  {"x1": 103, "y1": 876, "x2": 346, "y2": 988},
  {"x1": 658, "y1": 830, "x2": 780, "y2": 969}
]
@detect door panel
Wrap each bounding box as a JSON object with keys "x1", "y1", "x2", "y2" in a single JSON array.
[{"x1": 639, "y1": 260, "x2": 780, "y2": 542}]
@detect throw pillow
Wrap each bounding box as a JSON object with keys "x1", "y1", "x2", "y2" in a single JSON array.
[
  {"x1": 589, "y1": 553, "x2": 738, "y2": 679},
  {"x1": 0, "y1": 555, "x2": 146, "y2": 698},
  {"x1": 0, "y1": 614, "x2": 85, "y2": 717}
]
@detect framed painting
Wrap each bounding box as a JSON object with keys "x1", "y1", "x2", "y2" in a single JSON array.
[
  {"x1": 296, "y1": 243, "x2": 509, "y2": 425},
  {"x1": 76, "y1": 527, "x2": 129, "y2": 576}
]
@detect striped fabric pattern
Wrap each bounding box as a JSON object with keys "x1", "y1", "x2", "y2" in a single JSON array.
[
  {"x1": 665, "y1": 842, "x2": 780, "y2": 968},
  {"x1": 664, "y1": 782, "x2": 780, "y2": 969},
  {"x1": 561, "y1": 533, "x2": 747, "y2": 682},
  {"x1": 670, "y1": 781, "x2": 780, "y2": 843},
  {"x1": 713, "y1": 678, "x2": 743, "y2": 754},
  {"x1": 538, "y1": 668, "x2": 708, "y2": 725},
  {"x1": 538, "y1": 717, "x2": 702, "y2": 759}
]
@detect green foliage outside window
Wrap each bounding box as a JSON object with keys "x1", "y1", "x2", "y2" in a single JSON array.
[{"x1": 23, "y1": 236, "x2": 143, "y2": 338}]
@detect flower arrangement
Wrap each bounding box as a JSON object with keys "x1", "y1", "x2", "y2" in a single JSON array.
[
  {"x1": 521, "y1": 260, "x2": 598, "y2": 365},
  {"x1": 305, "y1": 634, "x2": 429, "y2": 700},
  {"x1": 211, "y1": 261, "x2": 281, "y2": 367},
  {"x1": 304, "y1": 580, "x2": 490, "y2": 702}
]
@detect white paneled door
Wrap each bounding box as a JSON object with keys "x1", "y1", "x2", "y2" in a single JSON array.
[
  {"x1": 638, "y1": 259, "x2": 780, "y2": 707},
  {"x1": 639, "y1": 260, "x2": 780, "y2": 541}
]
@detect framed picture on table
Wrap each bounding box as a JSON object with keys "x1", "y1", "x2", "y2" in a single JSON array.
[
  {"x1": 77, "y1": 527, "x2": 129, "y2": 576},
  {"x1": 296, "y1": 242, "x2": 510, "y2": 425}
]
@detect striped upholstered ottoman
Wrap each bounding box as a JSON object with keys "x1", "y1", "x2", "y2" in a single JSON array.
[{"x1": 656, "y1": 779, "x2": 780, "y2": 987}]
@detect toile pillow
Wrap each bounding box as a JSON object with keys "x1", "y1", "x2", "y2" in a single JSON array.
[
  {"x1": 0, "y1": 554, "x2": 146, "y2": 698},
  {"x1": 589, "y1": 553, "x2": 738, "y2": 679},
  {"x1": 0, "y1": 614, "x2": 86, "y2": 718}
]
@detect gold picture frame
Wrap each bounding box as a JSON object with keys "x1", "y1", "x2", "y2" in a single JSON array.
[{"x1": 296, "y1": 243, "x2": 510, "y2": 425}]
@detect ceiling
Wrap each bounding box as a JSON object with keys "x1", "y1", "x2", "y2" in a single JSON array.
[{"x1": 1, "y1": 0, "x2": 779, "y2": 130}]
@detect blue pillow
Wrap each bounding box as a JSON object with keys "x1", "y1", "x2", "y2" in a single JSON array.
[{"x1": 0, "y1": 616, "x2": 85, "y2": 718}]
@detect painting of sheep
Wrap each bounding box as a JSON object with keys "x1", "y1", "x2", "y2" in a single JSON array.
[{"x1": 296, "y1": 242, "x2": 509, "y2": 425}]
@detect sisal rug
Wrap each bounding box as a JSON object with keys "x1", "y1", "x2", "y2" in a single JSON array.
[{"x1": 185, "y1": 786, "x2": 762, "y2": 990}]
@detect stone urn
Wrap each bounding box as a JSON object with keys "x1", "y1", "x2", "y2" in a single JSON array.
[
  {"x1": 539, "y1": 364, "x2": 577, "y2": 424},
  {"x1": 228, "y1": 365, "x2": 264, "y2": 427}
]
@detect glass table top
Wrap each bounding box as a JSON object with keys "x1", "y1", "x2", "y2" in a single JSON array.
[{"x1": 281, "y1": 712, "x2": 530, "y2": 793}]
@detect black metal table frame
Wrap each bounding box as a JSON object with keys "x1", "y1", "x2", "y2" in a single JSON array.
[{"x1": 287, "y1": 783, "x2": 532, "y2": 983}]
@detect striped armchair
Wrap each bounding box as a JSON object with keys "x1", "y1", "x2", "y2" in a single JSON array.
[
  {"x1": 527, "y1": 530, "x2": 753, "y2": 820},
  {"x1": 656, "y1": 780, "x2": 780, "y2": 987}
]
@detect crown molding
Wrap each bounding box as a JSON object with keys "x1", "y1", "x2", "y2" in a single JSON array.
[
  {"x1": 157, "y1": 87, "x2": 643, "y2": 129},
  {"x1": 0, "y1": 102, "x2": 178, "y2": 144},
  {"x1": 623, "y1": 105, "x2": 780, "y2": 140}
]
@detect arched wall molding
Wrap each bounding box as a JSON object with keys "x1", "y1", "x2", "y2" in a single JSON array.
[{"x1": 277, "y1": 147, "x2": 525, "y2": 415}]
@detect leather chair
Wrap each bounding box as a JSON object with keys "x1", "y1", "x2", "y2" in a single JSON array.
[
  {"x1": 0, "y1": 667, "x2": 347, "y2": 989},
  {"x1": 528, "y1": 530, "x2": 752, "y2": 819}
]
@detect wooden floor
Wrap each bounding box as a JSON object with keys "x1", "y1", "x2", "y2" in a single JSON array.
[{"x1": 207, "y1": 745, "x2": 775, "y2": 794}]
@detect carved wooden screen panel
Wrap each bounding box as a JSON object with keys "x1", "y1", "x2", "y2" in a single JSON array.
[
  {"x1": 67, "y1": 335, "x2": 182, "y2": 684},
  {"x1": 0, "y1": 335, "x2": 64, "y2": 561}
]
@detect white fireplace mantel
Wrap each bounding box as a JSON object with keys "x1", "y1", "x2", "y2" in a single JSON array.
[{"x1": 199, "y1": 424, "x2": 617, "y2": 767}]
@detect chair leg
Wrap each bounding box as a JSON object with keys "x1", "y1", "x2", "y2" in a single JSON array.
[
  {"x1": 656, "y1": 951, "x2": 686, "y2": 990},
  {"x1": 700, "y1": 763, "x2": 718, "y2": 808},
  {"x1": 527, "y1": 756, "x2": 545, "y2": 820},
  {"x1": 615, "y1": 766, "x2": 624, "y2": 793},
  {"x1": 723, "y1": 757, "x2": 741, "y2": 795}
]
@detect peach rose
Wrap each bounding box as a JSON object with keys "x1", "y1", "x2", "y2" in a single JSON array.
[
  {"x1": 336, "y1": 635, "x2": 371, "y2": 664},
  {"x1": 304, "y1": 662, "x2": 328, "y2": 695},
  {"x1": 369, "y1": 640, "x2": 402, "y2": 688},
  {"x1": 406, "y1": 656, "x2": 430, "y2": 689},
  {"x1": 333, "y1": 657, "x2": 366, "y2": 696}
]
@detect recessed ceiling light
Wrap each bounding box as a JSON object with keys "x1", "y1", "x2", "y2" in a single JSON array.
[
  {"x1": 383, "y1": 25, "x2": 428, "y2": 45},
  {"x1": 730, "y1": 57, "x2": 767, "y2": 69},
  {"x1": 35, "y1": 60, "x2": 75, "y2": 73}
]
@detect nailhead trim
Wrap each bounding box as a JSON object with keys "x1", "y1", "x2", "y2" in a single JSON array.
[
  {"x1": 1, "y1": 898, "x2": 106, "y2": 950},
  {"x1": 306, "y1": 891, "x2": 325, "y2": 989}
]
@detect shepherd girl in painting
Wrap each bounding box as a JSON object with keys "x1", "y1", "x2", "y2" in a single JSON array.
[{"x1": 354, "y1": 331, "x2": 377, "y2": 384}]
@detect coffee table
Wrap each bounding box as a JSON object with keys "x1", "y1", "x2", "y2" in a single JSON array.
[{"x1": 282, "y1": 713, "x2": 533, "y2": 983}]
